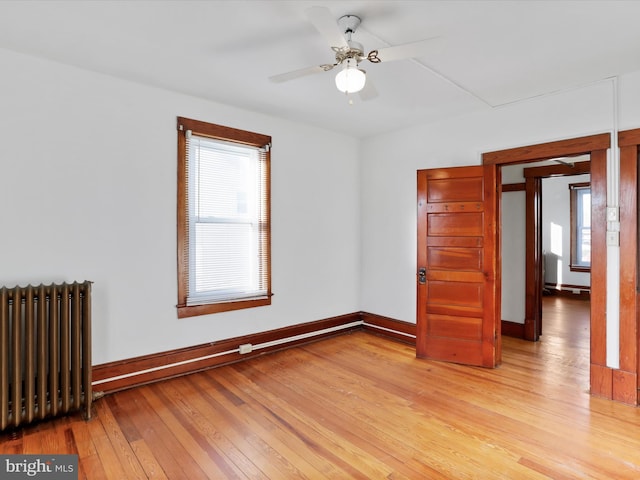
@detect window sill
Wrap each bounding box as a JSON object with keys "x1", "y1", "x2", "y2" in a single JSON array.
[
  {"x1": 569, "y1": 265, "x2": 590, "y2": 273},
  {"x1": 178, "y1": 296, "x2": 271, "y2": 318}
]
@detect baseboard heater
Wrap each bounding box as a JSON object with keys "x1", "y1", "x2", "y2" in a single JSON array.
[{"x1": 0, "y1": 281, "x2": 92, "y2": 431}]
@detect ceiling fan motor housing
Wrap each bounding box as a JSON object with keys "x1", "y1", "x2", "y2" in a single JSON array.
[
  {"x1": 338, "y1": 14, "x2": 361, "y2": 35},
  {"x1": 336, "y1": 14, "x2": 364, "y2": 63}
]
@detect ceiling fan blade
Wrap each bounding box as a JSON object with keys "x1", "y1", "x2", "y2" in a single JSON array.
[
  {"x1": 305, "y1": 6, "x2": 349, "y2": 50},
  {"x1": 269, "y1": 64, "x2": 334, "y2": 83},
  {"x1": 358, "y1": 78, "x2": 378, "y2": 101},
  {"x1": 369, "y1": 37, "x2": 440, "y2": 63}
]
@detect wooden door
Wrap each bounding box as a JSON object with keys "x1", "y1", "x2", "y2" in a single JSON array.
[{"x1": 416, "y1": 165, "x2": 500, "y2": 367}]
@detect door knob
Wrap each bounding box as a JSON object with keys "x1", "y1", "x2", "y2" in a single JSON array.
[{"x1": 418, "y1": 267, "x2": 426, "y2": 284}]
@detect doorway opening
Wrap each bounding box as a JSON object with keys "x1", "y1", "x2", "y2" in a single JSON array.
[
  {"x1": 500, "y1": 159, "x2": 591, "y2": 387},
  {"x1": 483, "y1": 133, "x2": 609, "y2": 399},
  {"x1": 501, "y1": 158, "x2": 591, "y2": 341}
]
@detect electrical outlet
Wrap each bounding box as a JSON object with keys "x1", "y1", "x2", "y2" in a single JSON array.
[{"x1": 239, "y1": 343, "x2": 253, "y2": 354}]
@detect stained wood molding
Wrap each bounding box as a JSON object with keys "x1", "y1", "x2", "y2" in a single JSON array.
[
  {"x1": 361, "y1": 312, "x2": 416, "y2": 344},
  {"x1": 501, "y1": 183, "x2": 526, "y2": 192},
  {"x1": 618, "y1": 128, "x2": 640, "y2": 147},
  {"x1": 523, "y1": 160, "x2": 590, "y2": 178},
  {"x1": 613, "y1": 370, "x2": 637, "y2": 405},
  {"x1": 544, "y1": 283, "x2": 590, "y2": 300},
  {"x1": 93, "y1": 312, "x2": 416, "y2": 393},
  {"x1": 501, "y1": 321, "x2": 525, "y2": 339},
  {"x1": 590, "y1": 149, "x2": 608, "y2": 370},
  {"x1": 618, "y1": 129, "x2": 639, "y2": 406},
  {"x1": 590, "y1": 364, "x2": 613, "y2": 399},
  {"x1": 93, "y1": 313, "x2": 361, "y2": 393},
  {"x1": 483, "y1": 133, "x2": 610, "y2": 165},
  {"x1": 524, "y1": 176, "x2": 542, "y2": 341}
]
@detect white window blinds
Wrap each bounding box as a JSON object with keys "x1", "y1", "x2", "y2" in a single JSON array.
[{"x1": 184, "y1": 131, "x2": 269, "y2": 306}]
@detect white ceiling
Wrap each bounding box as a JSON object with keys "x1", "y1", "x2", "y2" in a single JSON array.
[{"x1": 2, "y1": 0, "x2": 640, "y2": 138}]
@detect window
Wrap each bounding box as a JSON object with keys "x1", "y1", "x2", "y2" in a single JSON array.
[
  {"x1": 569, "y1": 182, "x2": 590, "y2": 272},
  {"x1": 177, "y1": 117, "x2": 271, "y2": 318}
]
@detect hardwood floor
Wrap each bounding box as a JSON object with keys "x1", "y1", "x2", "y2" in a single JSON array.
[
  {"x1": 527, "y1": 294, "x2": 591, "y2": 391},
  {"x1": 3, "y1": 297, "x2": 640, "y2": 479}
]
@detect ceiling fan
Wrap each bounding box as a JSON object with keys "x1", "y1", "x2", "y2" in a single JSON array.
[{"x1": 269, "y1": 6, "x2": 438, "y2": 99}]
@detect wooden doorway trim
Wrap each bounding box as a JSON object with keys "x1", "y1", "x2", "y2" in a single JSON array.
[
  {"x1": 482, "y1": 134, "x2": 610, "y2": 165},
  {"x1": 524, "y1": 175, "x2": 542, "y2": 341},
  {"x1": 483, "y1": 133, "x2": 614, "y2": 401},
  {"x1": 522, "y1": 161, "x2": 591, "y2": 341},
  {"x1": 616, "y1": 128, "x2": 639, "y2": 405}
]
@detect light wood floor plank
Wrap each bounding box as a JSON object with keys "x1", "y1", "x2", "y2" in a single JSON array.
[
  {"x1": 233, "y1": 351, "x2": 460, "y2": 477},
  {"x1": 185, "y1": 373, "x2": 351, "y2": 479},
  {"x1": 85, "y1": 402, "x2": 136, "y2": 480},
  {"x1": 210, "y1": 366, "x2": 399, "y2": 479},
  {"x1": 129, "y1": 439, "x2": 169, "y2": 480},
  {"x1": 139, "y1": 385, "x2": 244, "y2": 479},
  {"x1": 93, "y1": 398, "x2": 148, "y2": 479},
  {"x1": 161, "y1": 376, "x2": 268, "y2": 479},
  {"x1": 113, "y1": 387, "x2": 209, "y2": 479},
  {"x1": 69, "y1": 416, "x2": 105, "y2": 479}
]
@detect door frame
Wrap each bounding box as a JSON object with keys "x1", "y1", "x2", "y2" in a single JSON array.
[
  {"x1": 617, "y1": 128, "x2": 640, "y2": 405},
  {"x1": 482, "y1": 133, "x2": 635, "y2": 403}
]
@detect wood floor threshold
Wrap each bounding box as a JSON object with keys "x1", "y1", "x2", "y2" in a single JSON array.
[{"x1": 93, "y1": 312, "x2": 416, "y2": 393}]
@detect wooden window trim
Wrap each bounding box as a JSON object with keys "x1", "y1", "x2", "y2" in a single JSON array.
[
  {"x1": 176, "y1": 117, "x2": 272, "y2": 318},
  {"x1": 569, "y1": 181, "x2": 590, "y2": 273}
]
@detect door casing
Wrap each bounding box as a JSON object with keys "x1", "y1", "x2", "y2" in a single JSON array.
[{"x1": 483, "y1": 133, "x2": 616, "y2": 401}]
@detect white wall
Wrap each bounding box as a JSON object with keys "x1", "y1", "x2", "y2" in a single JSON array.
[
  {"x1": 360, "y1": 78, "x2": 617, "y2": 324},
  {"x1": 0, "y1": 48, "x2": 361, "y2": 365},
  {"x1": 499, "y1": 165, "x2": 532, "y2": 325},
  {"x1": 542, "y1": 174, "x2": 591, "y2": 288},
  {"x1": 500, "y1": 190, "x2": 526, "y2": 324}
]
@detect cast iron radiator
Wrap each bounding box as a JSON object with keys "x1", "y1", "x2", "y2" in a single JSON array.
[{"x1": 0, "y1": 281, "x2": 92, "y2": 431}]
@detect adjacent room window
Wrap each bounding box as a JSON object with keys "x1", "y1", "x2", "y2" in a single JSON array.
[
  {"x1": 569, "y1": 182, "x2": 590, "y2": 272},
  {"x1": 177, "y1": 117, "x2": 271, "y2": 318}
]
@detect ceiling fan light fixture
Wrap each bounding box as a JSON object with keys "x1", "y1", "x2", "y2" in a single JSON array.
[{"x1": 335, "y1": 58, "x2": 366, "y2": 93}]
